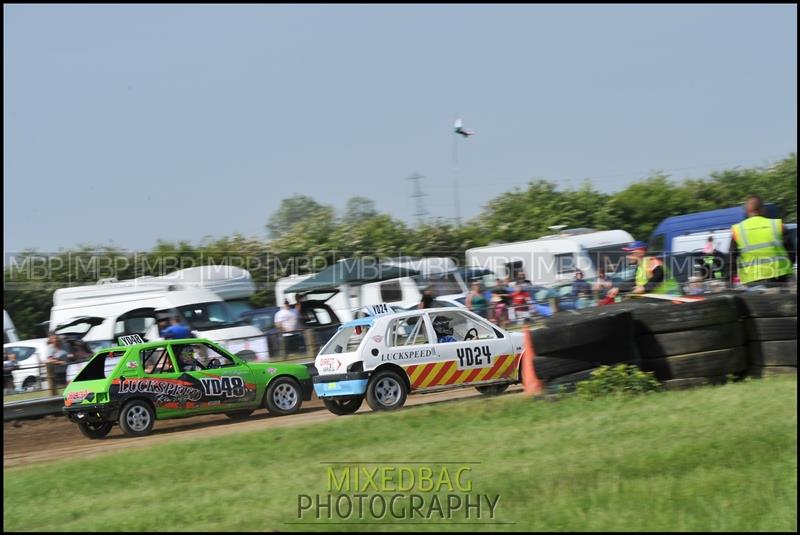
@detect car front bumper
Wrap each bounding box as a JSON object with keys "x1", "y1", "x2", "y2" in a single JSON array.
[
  {"x1": 313, "y1": 372, "x2": 369, "y2": 398},
  {"x1": 63, "y1": 401, "x2": 120, "y2": 424}
]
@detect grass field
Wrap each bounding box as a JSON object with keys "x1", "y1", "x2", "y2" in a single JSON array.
[{"x1": 3, "y1": 376, "x2": 797, "y2": 532}]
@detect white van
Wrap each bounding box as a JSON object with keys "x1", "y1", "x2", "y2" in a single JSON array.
[
  {"x1": 275, "y1": 274, "x2": 421, "y2": 323},
  {"x1": 671, "y1": 230, "x2": 732, "y2": 255},
  {"x1": 50, "y1": 285, "x2": 269, "y2": 362},
  {"x1": 466, "y1": 229, "x2": 635, "y2": 286}
]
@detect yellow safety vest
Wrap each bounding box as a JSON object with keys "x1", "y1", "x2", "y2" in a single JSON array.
[
  {"x1": 732, "y1": 216, "x2": 793, "y2": 284},
  {"x1": 635, "y1": 256, "x2": 681, "y2": 295}
]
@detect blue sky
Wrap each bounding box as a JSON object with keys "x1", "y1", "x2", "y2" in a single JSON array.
[{"x1": 3, "y1": 4, "x2": 797, "y2": 252}]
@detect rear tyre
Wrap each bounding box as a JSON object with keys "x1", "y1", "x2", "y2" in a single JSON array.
[
  {"x1": 265, "y1": 377, "x2": 303, "y2": 416},
  {"x1": 476, "y1": 383, "x2": 509, "y2": 396},
  {"x1": 118, "y1": 400, "x2": 155, "y2": 437},
  {"x1": 22, "y1": 377, "x2": 37, "y2": 392},
  {"x1": 366, "y1": 370, "x2": 408, "y2": 411},
  {"x1": 77, "y1": 421, "x2": 112, "y2": 439},
  {"x1": 323, "y1": 396, "x2": 364, "y2": 415},
  {"x1": 225, "y1": 410, "x2": 255, "y2": 420}
]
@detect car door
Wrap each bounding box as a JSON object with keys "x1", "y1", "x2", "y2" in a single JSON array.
[
  {"x1": 169, "y1": 341, "x2": 259, "y2": 414},
  {"x1": 381, "y1": 312, "x2": 440, "y2": 392},
  {"x1": 426, "y1": 310, "x2": 517, "y2": 387},
  {"x1": 123, "y1": 345, "x2": 200, "y2": 418}
]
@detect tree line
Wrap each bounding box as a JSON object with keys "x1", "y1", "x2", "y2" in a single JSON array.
[{"x1": 4, "y1": 153, "x2": 796, "y2": 339}]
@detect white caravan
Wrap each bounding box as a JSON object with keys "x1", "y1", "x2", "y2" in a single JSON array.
[{"x1": 466, "y1": 229, "x2": 635, "y2": 286}]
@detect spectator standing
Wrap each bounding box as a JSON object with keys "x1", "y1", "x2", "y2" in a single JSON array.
[
  {"x1": 466, "y1": 282, "x2": 488, "y2": 318},
  {"x1": 162, "y1": 316, "x2": 193, "y2": 340},
  {"x1": 274, "y1": 300, "x2": 300, "y2": 333},
  {"x1": 419, "y1": 287, "x2": 435, "y2": 309},
  {"x1": 491, "y1": 281, "x2": 510, "y2": 327},
  {"x1": 510, "y1": 285, "x2": 532, "y2": 324},
  {"x1": 592, "y1": 269, "x2": 614, "y2": 301},
  {"x1": 571, "y1": 270, "x2": 593, "y2": 309},
  {"x1": 45, "y1": 332, "x2": 70, "y2": 388},
  {"x1": 4, "y1": 351, "x2": 18, "y2": 394},
  {"x1": 728, "y1": 195, "x2": 795, "y2": 288},
  {"x1": 701, "y1": 236, "x2": 724, "y2": 281}
]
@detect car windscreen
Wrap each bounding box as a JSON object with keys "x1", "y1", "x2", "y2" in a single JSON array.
[
  {"x1": 73, "y1": 351, "x2": 125, "y2": 382},
  {"x1": 177, "y1": 301, "x2": 243, "y2": 330}
]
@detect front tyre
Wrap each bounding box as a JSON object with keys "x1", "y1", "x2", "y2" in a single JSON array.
[
  {"x1": 476, "y1": 383, "x2": 510, "y2": 396},
  {"x1": 323, "y1": 396, "x2": 364, "y2": 415},
  {"x1": 77, "y1": 421, "x2": 112, "y2": 439},
  {"x1": 118, "y1": 400, "x2": 155, "y2": 437},
  {"x1": 366, "y1": 370, "x2": 408, "y2": 411},
  {"x1": 265, "y1": 377, "x2": 303, "y2": 416}
]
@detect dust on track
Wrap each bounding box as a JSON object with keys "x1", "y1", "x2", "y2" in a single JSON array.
[{"x1": 4, "y1": 387, "x2": 522, "y2": 469}]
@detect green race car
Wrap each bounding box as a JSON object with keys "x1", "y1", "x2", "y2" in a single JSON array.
[{"x1": 62, "y1": 337, "x2": 313, "y2": 439}]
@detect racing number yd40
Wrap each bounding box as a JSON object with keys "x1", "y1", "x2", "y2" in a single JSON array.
[
  {"x1": 62, "y1": 338, "x2": 313, "y2": 438},
  {"x1": 313, "y1": 307, "x2": 522, "y2": 414}
]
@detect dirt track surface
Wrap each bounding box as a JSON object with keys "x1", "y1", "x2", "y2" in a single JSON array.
[{"x1": 4, "y1": 387, "x2": 521, "y2": 469}]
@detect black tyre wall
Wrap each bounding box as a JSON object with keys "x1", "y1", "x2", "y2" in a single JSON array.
[
  {"x1": 628, "y1": 296, "x2": 742, "y2": 335},
  {"x1": 639, "y1": 347, "x2": 747, "y2": 380},
  {"x1": 637, "y1": 322, "x2": 745, "y2": 359},
  {"x1": 737, "y1": 293, "x2": 797, "y2": 318},
  {"x1": 745, "y1": 317, "x2": 797, "y2": 341},
  {"x1": 747, "y1": 340, "x2": 797, "y2": 367}
]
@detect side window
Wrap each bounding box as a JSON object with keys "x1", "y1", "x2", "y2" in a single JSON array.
[
  {"x1": 5, "y1": 346, "x2": 35, "y2": 361},
  {"x1": 386, "y1": 316, "x2": 430, "y2": 347},
  {"x1": 313, "y1": 308, "x2": 332, "y2": 325},
  {"x1": 380, "y1": 280, "x2": 403, "y2": 302},
  {"x1": 554, "y1": 253, "x2": 575, "y2": 275},
  {"x1": 171, "y1": 343, "x2": 235, "y2": 371},
  {"x1": 142, "y1": 347, "x2": 174, "y2": 374},
  {"x1": 429, "y1": 311, "x2": 499, "y2": 342}
]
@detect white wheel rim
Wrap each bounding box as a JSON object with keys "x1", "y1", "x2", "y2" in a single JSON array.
[
  {"x1": 375, "y1": 377, "x2": 401, "y2": 407},
  {"x1": 273, "y1": 383, "x2": 298, "y2": 411},
  {"x1": 126, "y1": 405, "x2": 151, "y2": 432}
]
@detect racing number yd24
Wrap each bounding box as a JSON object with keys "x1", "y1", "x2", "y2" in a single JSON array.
[{"x1": 456, "y1": 345, "x2": 491, "y2": 368}]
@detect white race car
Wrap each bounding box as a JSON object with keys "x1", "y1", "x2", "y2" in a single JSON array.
[{"x1": 313, "y1": 306, "x2": 525, "y2": 414}]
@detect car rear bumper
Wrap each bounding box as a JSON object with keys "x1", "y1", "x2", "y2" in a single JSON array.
[
  {"x1": 312, "y1": 372, "x2": 369, "y2": 398},
  {"x1": 299, "y1": 377, "x2": 314, "y2": 401},
  {"x1": 63, "y1": 402, "x2": 120, "y2": 424}
]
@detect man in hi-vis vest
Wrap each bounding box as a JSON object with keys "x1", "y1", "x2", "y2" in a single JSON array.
[
  {"x1": 729, "y1": 195, "x2": 794, "y2": 287},
  {"x1": 623, "y1": 241, "x2": 681, "y2": 295}
]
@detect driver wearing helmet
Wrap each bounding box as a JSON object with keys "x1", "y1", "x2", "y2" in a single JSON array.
[
  {"x1": 177, "y1": 345, "x2": 201, "y2": 372},
  {"x1": 433, "y1": 316, "x2": 457, "y2": 343}
]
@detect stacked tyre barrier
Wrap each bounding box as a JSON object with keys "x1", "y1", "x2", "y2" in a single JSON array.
[
  {"x1": 531, "y1": 307, "x2": 640, "y2": 390},
  {"x1": 532, "y1": 293, "x2": 796, "y2": 391},
  {"x1": 630, "y1": 296, "x2": 747, "y2": 389},
  {"x1": 738, "y1": 294, "x2": 797, "y2": 378}
]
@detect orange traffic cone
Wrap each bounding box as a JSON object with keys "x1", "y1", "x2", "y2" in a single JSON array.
[{"x1": 521, "y1": 327, "x2": 543, "y2": 396}]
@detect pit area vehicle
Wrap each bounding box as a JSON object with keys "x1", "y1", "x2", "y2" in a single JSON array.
[
  {"x1": 62, "y1": 337, "x2": 312, "y2": 439},
  {"x1": 313, "y1": 306, "x2": 524, "y2": 414}
]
